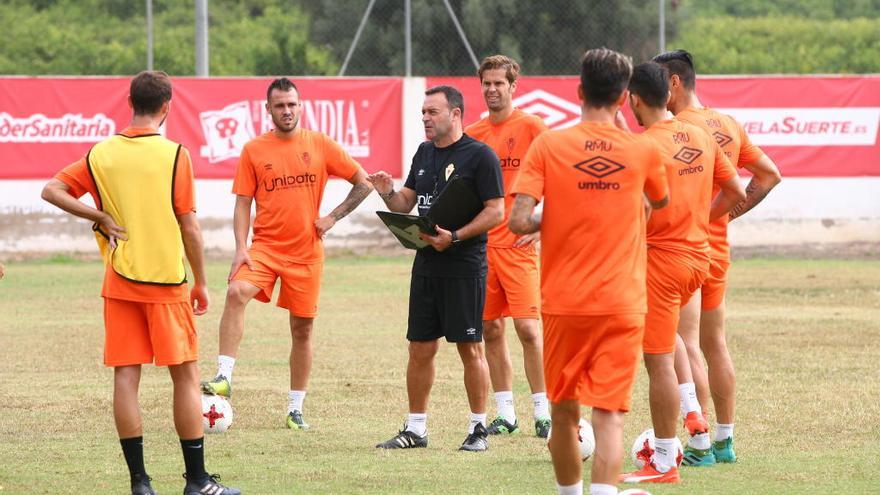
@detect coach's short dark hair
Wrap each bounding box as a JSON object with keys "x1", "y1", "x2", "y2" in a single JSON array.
[
  {"x1": 652, "y1": 49, "x2": 696, "y2": 90},
  {"x1": 580, "y1": 48, "x2": 633, "y2": 108},
  {"x1": 629, "y1": 62, "x2": 670, "y2": 109},
  {"x1": 267, "y1": 77, "x2": 299, "y2": 101},
  {"x1": 425, "y1": 85, "x2": 465, "y2": 119},
  {"x1": 130, "y1": 71, "x2": 172, "y2": 115}
]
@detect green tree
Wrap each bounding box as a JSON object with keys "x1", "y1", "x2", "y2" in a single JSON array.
[
  {"x1": 0, "y1": 0, "x2": 337, "y2": 76},
  {"x1": 671, "y1": 15, "x2": 880, "y2": 74}
]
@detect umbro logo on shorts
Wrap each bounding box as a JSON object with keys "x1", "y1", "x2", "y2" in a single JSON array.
[{"x1": 465, "y1": 328, "x2": 476, "y2": 335}]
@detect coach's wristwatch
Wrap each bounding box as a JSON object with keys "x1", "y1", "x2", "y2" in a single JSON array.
[
  {"x1": 379, "y1": 188, "x2": 394, "y2": 200},
  {"x1": 451, "y1": 230, "x2": 460, "y2": 244}
]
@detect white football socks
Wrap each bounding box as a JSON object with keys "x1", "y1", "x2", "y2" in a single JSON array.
[
  {"x1": 217, "y1": 355, "x2": 236, "y2": 382},
  {"x1": 287, "y1": 390, "x2": 306, "y2": 414},
  {"x1": 654, "y1": 438, "x2": 678, "y2": 472},
  {"x1": 589, "y1": 483, "x2": 616, "y2": 495},
  {"x1": 716, "y1": 423, "x2": 734, "y2": 441},
  {"x1": 405, "y1": 413, "x2": 427, "y2": 437},
  {"x1": 494, "y1": 391, "x2": 516, "y2": 423},
  {"x1": 678, "y1": 382, "x2": 700, "y2": 415},
  {"x1": 690, "y1": 432, "x2": 711, "y2": 450},
  {"x1": 557, "y1": 480, "x2": 583, "y2": 495},
  {"x1": 468, "y1": 412, "x2": 487, "y2": 434},
  {"x1": 532, "y1": 392, "x2": 550, "y2": 420}
]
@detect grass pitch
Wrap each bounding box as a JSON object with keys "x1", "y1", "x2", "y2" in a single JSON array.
[{"x1": 0, "y1": 257, "x2": 878, "y2": 494}]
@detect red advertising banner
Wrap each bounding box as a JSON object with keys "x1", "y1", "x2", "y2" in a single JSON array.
[
  {"x1": 427, "y1": 76, "x2": 880, "y2": 177},
  {"x1": 0, "y1": 77, "x2": 402, "y2": 179}
]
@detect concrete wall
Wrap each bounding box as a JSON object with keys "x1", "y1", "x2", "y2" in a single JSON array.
[{"x1": 2, "y1": 177, "x2": 878, "y2": 258}]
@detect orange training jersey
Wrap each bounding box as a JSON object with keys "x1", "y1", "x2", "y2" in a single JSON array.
[
  {"x1": 466, "y1": 109, "x2": 548, "y2": 247},
  {"x1": 643, "y1": 119, "x2": 737, "y2": 261},
  {"x1": 675, "y1": 107, "x2": 764, "y2": 262},
  {"x1": 54, "y1": 127, "x2": 196, "y2": 303},
  {"x1": 513, "y1": 121, "x2": 668, "y2": 315},
  {"x1": 232, "y1": 129, "x2": 361, "y2": 263}
]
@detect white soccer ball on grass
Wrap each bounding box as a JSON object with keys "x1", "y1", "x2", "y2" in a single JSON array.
[
  {"x1": 201, "y1": 394, "x2": 233, "y2": 433},
  {"x1": 546, "y1": 418, "x2": 596, "y2": 461},
  {"x1": 630, "y1": 428, "x2": 683, "y2": 469}
]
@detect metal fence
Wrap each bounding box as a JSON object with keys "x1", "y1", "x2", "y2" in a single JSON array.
[
  {"x1": 178, "y1": 0, "x2": 673, "y2": 77},
  {"x1": 304, "y1": 0, "x2": 672, "y2": 76}
]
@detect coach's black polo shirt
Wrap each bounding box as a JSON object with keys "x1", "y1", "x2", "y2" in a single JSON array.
[{"x1": 404, "y1": 134, "x2": 503, "y2": 278}]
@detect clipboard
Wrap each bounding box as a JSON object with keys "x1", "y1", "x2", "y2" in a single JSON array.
[
  {"x1": 427, "y1": 177, "x2": 483, "y2": 231},
  {"x1": 376, "y1": 177, "x2": 484, "y2": 250},
  {"x1": 376, "y1": 211, "x2": 438, "y2": 250}
]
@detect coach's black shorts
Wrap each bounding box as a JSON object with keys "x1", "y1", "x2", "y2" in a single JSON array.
[{"x1": 407, "y1": 274, "x2": 486, "y2": 343}]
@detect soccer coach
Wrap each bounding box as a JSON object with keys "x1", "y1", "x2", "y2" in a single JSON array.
[{"x1": 368, "y1": 85, "x2": 504, "y2": 452}]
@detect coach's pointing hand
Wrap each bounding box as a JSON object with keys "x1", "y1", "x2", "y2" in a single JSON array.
[{"x1": 366, "y1": 171, "x2": 394, "y2": 197}]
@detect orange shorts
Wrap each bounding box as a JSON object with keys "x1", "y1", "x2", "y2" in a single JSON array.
[
  {"x1": 231, "y1": 246, "x2": 323, "y2": 318},
  {"x1": 700, "y1": 258, "x2": 730, "y2": 311},
  {"x1": 483, "y1": 245, "x2": 540, "y2": 320},
  {"x1": 644, "y1": 248, "x2": 709, "y2": 354},
  {"x1": 103, "y1": 298, "x2": 198, "y2": 367},
  {"x1": 543, "y1": 313, "x2": 644, "y2": 412}
]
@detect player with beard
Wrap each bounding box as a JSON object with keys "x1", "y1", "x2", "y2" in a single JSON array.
[{"x1": 201, "y1": 78, "x2": 373, "y2": 430}]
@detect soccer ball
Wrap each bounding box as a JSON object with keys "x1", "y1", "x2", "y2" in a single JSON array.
[
  {"x1": 547, "y1": 418, "x2": 595, "y2": 461},
  {"x1": 618, "y1": 490, "x2": 653, "y2": 495},
  {"x1": 630, "y1": 428, "x2": 683, "y2": 469},
  {"x1": 201, "y1": 394, "x2": 233, "y2": 433}
]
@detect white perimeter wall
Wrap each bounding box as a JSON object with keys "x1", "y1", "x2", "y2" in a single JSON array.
[{"x1": 2, "y1": 77, "x2": 878, "y2": 255}]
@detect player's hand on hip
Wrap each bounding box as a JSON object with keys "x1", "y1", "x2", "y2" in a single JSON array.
[
  {"x1": 514, "y1": 231, "x2": 540, "y2": 248},
  {"x1": 97, "y1": 212, "x2": 127, "y2": 249},
  {"x1": 366, "y1": 171, "x2": 394, "y2": 196},
  {"x1": 315, "y1": 215, "x2": 336, "y2": 238},
  {"x1": 419, "y1": 225, "x2": 453, "y2": 252},
  {"x1": 191, "y1": 283, "x2": 210, "y2": 315},
  {"x1": 228, "y1": 248, "x2": 253, "y2": 281}
]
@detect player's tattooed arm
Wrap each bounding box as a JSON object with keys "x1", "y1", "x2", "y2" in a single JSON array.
[
  {"x1": 509, "y1": 194, "x2": 541, "y2": 235},
  {"x1": 317, "y1": 169, "x2": 373, "y2": 236},
  {"x1": 330, "y1": 181, "x2": 372, "y2": 221},
  {"x1": 728, "y1": 155, "x2": 782, "y2": 221}
]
